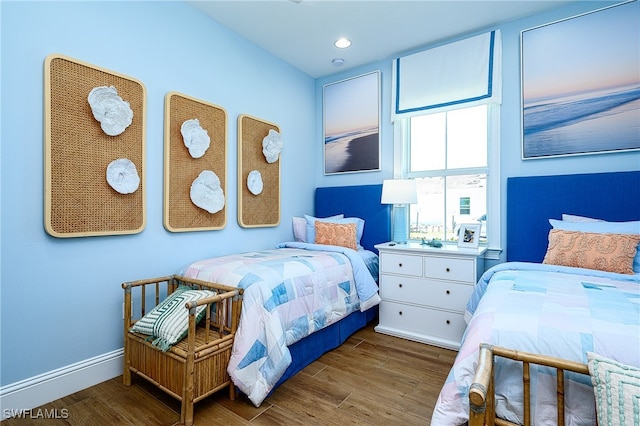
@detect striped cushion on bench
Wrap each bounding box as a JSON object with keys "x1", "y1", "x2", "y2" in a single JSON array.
[
  {"x1": 587, "y1": 352, "x2": 640, "y2": 426},
  {"x1": 130, "y1": 286, "x2": 215, "y2": 351}
]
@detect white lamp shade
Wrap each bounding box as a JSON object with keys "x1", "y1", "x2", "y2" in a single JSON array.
[{"x1": 381, "y1": 179, "x2": 417, "y2": 205}]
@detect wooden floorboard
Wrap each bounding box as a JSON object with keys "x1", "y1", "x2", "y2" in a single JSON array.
[{"x1": 2, "y1": 324, "x2": 456, "y2": 425}]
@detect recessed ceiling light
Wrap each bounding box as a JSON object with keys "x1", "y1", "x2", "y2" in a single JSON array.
[
  {"x1": 334, "y1": 38, "x2": 351, "y2": 49},
  {"x1": 332, "y1": 58, "x2": 345, "y2": 67}
]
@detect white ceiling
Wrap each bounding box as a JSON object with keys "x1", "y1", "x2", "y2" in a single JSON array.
[{"x1": 187, "y1": 0, "x2": 585, "y2": 78}]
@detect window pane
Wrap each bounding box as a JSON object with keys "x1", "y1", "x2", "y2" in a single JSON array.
[
  {"x1": 449, "y1": 175, "x2": 487, "y2": 243},
  {"x1": 447, "y1": 105, "x2": 487, "y2": 169},
  {"x1": 405, "y1": 103, "x2": 491, "y2": 245},
  {"x1": 409, "y1": 112, "x2": 445, "y2": 171},
  {"x1": 409, "y1": 177, "x2": 444, "y2": 241},
  {"x1": 409, "y1": 174, "x2": 486, "y2": 242}
]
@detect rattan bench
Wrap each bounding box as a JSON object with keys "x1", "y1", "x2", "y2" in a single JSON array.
[
  {"x1": 123, "y1": 275, "x2": 242, "y2": 426},
  {"x1": 469, "y1": 343, "x2": 591, "y2": 426}
]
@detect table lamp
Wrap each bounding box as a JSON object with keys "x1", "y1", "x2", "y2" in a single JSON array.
[{"x1": 381, "y1": 179, "x2": 417, "y2": 244}]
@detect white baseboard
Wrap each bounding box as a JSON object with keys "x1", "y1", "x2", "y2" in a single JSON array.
[{"x1": 0, "y1": 349, "x2": 123, "y2": 420}]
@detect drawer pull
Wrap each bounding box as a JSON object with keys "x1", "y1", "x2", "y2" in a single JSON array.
[
  {"x1": 446, "y1": 290, "x2": 450, "y2": 295},
  {"x1": 445, "y1": 267, "x2": 450, "y2": 272},
  {"x1": 398, "y1": 263, "x2": 403, "y2": 267},
  {"x1": 446, "y1": 320, "x2": 451, "y2": 325},
  {"x1": 398, "y1": 283, "x2": 403, "y2": 288},
  {"x1": 399, "y1": 311, "x2": 403, "y2": 316}
]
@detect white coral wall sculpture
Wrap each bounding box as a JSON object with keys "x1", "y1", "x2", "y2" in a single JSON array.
[
  {"x1": 88, "y1": 86, "x2": 133, "y2": 136},
  {"x1": 181, "y1": 118, "x2": 211, "y2": 159},
  {"x1": 190, "y1": 170, "x2": 225, "y2": 214},
  {"x1": 247, "y1": 170, "x2": 263, "y2": 195},
  {"x1": 262, "y1": 129, "x2": 283, "y2": 163},
  {"x1": 106, "y1": 158, "x2": 140, "y2": 194}
]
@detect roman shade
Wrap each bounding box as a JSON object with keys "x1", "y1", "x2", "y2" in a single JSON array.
[{"x1": 391, "y1": 30, "x2": 502, "y2": 121}]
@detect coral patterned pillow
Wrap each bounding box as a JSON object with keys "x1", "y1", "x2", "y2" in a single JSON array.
[
  {"x1": 314, "y1": 221, "x2": 358, "y2": 250},
  {"x1": 542, "y1": 229, "x2": 640, "y2": 274}
]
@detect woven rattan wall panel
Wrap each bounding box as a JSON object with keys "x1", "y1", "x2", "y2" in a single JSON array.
[
  {"x1": 238, "y1": 115, "x2": 280, "y2": 228},
  {"x1": 164, "y1": 92, "x2": 227, "y2": 232},
  {"x1": 44, "y1": 54, "x2": 146, "y2": 238}
]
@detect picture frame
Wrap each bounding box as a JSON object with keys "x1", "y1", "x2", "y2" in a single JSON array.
[
  {"x1": 457, "y1": 223, "x2": 481, "y2": 249},
  {"x1": 323, "y1": 71, "x2": 381, "y2": 174},
  {"x1": 520, "y1": 0, "x2": 640, "y2": 159},
  {"x1": 44, "y1": 54, "x2": 146, "y2": 238}
]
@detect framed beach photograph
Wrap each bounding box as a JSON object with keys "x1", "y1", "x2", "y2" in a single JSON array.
[
  {"x1": 323, "y1": 71, "x2": 380, "y2": 174},
  {"x1": 521, "y1": 0, "x2": 640, "y2": 159},
  {"x1": 457, "y1": 223, "x2": 481, "y2": 249}
]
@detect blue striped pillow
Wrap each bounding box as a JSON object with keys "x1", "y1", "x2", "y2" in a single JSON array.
[
  {"x1": 130, "y1": 286, "x2": 215, "y2": 351},
  {"x1": 587, "y1": 352, "x2": 640, "y2": 426}
]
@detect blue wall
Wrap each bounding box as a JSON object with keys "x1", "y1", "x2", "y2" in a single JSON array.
[
  {"x1": 1, "y1": 0, "x2": 638, "y2": 389},
  {"x1": 313, "y1": 1, "x2": 639, "y2": 265},
  {"x1": 0, "y1": 1, "x2": 315, "y2": 386}
]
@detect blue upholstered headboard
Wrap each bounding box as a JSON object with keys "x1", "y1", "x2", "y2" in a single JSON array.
[
  {"x1": 315, "y1": 184, "x2": 391, "y2": 254},
  {"x1": 507, "y1": 170, "x2": 640, "y2": 263}
]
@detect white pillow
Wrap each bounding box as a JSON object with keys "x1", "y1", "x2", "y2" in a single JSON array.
[
  {"x1": 549, "y1": 218, "x2": 640, "y2": 234},
  {"x1": 292, "y1": 217, "x2": 307, "y2": 242},
  {"x1": 293, "y1": 214, "x2": 343, "y2": 242},
  {"x1": 562, "y1": 214, "x2": 605, "y2": 223}
]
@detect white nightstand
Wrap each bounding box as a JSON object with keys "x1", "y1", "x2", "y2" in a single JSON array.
[{"x1": 374, "y1": 242, "x2": 486, "y2": 350}]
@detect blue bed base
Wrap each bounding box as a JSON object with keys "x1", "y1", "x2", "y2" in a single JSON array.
[
  {"x1": 272, "y1": 304, "x2": 378, "y2": 390},
  {"x1": 507, "y1": 170, "x2": 640, "y2": 263},
  {"x1": 271, "y1": 184, "x2": 391, "y2": 391}
]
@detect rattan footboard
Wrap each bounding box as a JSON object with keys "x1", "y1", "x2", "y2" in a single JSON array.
[
  {"x1": 122, "y1": 275, "x2": 242, "y2": 426},
  {"x1": 468, "y1": 343, "x2": 591, "y2": 426}
]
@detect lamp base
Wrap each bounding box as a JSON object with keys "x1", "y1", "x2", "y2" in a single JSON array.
[{"x1": 391, "y1": 205, "x2": 409, "y2": 244}]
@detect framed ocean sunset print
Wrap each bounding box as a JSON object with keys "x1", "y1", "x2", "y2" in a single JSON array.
[
  {"x1": 521, "y1": 0, "x2": 640, "y2": 159},
  {"x1": 323, "y1": 71, "x2": 380, "y2": 174}
]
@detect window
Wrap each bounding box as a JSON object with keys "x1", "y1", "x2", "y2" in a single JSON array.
[
  {"x1": 391, "y1": 30, "x2": 502, "y2": 254},
  {"x1": 400, "y1": 103, "x2": 499, "y2": 247}
]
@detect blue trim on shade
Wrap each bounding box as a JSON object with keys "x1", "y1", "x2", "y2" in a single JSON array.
[
  {"x1": 487, "y1": 30, "x2": 495, "y2": 99},
  {"x1": 395, "y1": 30, "x2": 496, "y2": 115},
  {"x1": 394, "y1": 58, "x2": 402, "y2": 115}
]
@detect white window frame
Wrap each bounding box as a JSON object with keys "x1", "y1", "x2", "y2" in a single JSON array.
[{"x1": 393, "y1": 104, "x2": 502, "y2": 259}]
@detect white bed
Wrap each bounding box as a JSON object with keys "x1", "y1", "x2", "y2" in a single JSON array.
[{"x1": 432, "y1": 171, "x2": 640, "y2": 425}]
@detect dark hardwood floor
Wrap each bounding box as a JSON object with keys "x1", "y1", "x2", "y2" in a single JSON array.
[{"x1": 3, "y1": 324, "x2": 456, "y2": 425}]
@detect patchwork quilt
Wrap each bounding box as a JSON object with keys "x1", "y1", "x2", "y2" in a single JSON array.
[
  {"x1": 180, "y1": 243, "x2": 380, "y2": 406},
  {"x1": 432, "y1": 262, "x2": 640, "y2": 425}
]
